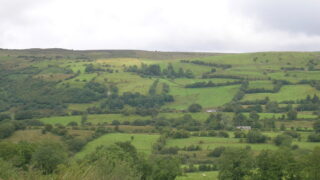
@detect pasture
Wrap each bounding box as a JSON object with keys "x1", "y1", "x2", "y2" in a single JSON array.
[{"x1": 75, "y1": 133, "x2": 159, "y2": 159}]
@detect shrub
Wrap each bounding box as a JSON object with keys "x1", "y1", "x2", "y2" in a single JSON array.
[
  {"x1": 0, "y1": 122, "x2": 15, "y2": 139},
  {"x1": 218, "y1": 131, "x2": 229, "y2": 138},
  {"x1": 247, "y1": 131, "x2": 267, "y2": 143},
  {"x1": 188, "y1": 104, "x2": 202, "y2": 113},
  {"x1": 274, "y1": 135, "x2": 292, "y2": 147},
  {"x1": 32, "y1": 142, "x2": 68, "y2": 174},
  {"x1": 234, "y1": 131, "x2": 246, "y2": 138},
  {"x1": 283, "y1": 131, "x2": 300, "y2": 138},
  {"x1": 208, "y1": 146, "x2": 226, "y2": 157},
  {"x1": 308, "y1": 134, "x2": 320, "y2": 142}
]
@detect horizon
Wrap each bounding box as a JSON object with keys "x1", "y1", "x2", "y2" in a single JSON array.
[{"x1": 1, "y1": 48, "x2": 320, "y2": 54}]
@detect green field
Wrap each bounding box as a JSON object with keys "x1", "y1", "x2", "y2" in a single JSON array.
[
  {"x1": 243, "y1": 85, "x2": 320, "y2": 102},
  {"x1": 177, "y1": 171, "x2": 219, "y2": 180},
  {"x1": 166, "y1": 136, "x2": 278, "y2": 152},
  {"x1": 75, "y1": 133, "x2": 159, "y2": 159},
  {"x1": 165, "y1": 85, "x2": 240, "y2": 109}
]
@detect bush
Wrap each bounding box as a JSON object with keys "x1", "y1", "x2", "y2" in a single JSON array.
[
  {"x1": 159, "y1": 147, "x2": 179, "y2": 154},
  {"x1": 234, "y1": 131, "x2": 246, "y2": 138},
  {"x1": 169, "y1": 130, "x2": 190, "y2": 139},
  {"x1": 208, "y1": 146, "x2": 226, "y2": 157},
  {"x1": 67, "y1": 121, "x2": 78, "y2": 126},
  {"x1": 0, "y1": 122, "x2": 15, "y2": 139},
  {"x1": 247, "y1": 131, "x2": 267, "y2": 143},
  {"x1": 188, "y1": 104, "x2": 202, "y2": 113},
  {"x1": 283, "y1": 131, "x2": 300, "y2": 138},
  {"x1": 274, "y1": 134, "x2": 292, "y2": 147},
  {"x1": 32, "y1": 142, "x2": 68, "y2": 174},
  {"x1": 66, "y1": 138, "x2": 87, "y2": 152},
  {"x1": 218, "y1": 131, "x2": 229, "y2": 138},
  {"x1": 308, "y1": 134, "x2": 320, "y2": 142}
]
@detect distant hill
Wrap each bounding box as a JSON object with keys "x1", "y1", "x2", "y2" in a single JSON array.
[{"x1": 0, "y1": 48, "x2": 222, "y2": 60}]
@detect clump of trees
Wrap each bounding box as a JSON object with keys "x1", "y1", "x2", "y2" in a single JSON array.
[
  {"x1": 308, "y1": 120, "x2": 320, "y2": 142},
  {"x1": 218, "y1": 147, "x2": 320, "y2": 180},
  {"x1": 125, "y1": 63, "x2": 194, "y2": 78},
  {"x1": 180, "y1": 60, "x2": 232, "y2": 69},
  {"x1": 185, "y1": 80, "x2": 242, "y2": 88},
  {"x1": 246, "y1": 130, "x2": 268, "y2": 143},
  {"x1": 0, "y1": 141, "x2": 182, "y2": 180},
  {"x1": 188, "y1": 104, "x2": 202, "y2": 113}
]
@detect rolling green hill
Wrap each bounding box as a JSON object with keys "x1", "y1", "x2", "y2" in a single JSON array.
[{"x1": 1, "y1": 49, "x2": 320, "y2": 180}]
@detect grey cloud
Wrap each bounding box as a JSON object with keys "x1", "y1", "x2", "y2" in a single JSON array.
[{"x1": 231, "y1": 0, "x2": 320, "y2": 36}]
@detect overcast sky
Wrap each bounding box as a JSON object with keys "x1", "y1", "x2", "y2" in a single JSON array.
[{"x1": 1, "y1": 0, "x2": 320, "y2": 52}]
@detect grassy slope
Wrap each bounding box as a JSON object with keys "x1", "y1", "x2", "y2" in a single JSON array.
[{"x1": 75, "y1": 133, "x2": 159, "y2": 159}]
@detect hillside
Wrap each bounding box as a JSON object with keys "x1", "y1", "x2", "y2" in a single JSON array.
[{"x1": 1, "y1": 49, "x2": 320, "y2": 179}]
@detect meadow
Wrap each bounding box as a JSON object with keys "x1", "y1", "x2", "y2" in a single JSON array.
[{"x1": 75, "y1": 133, "x2": 159, "y2": 159}]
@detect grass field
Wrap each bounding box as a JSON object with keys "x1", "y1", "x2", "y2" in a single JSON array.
[
  {"x1": 248, "y1": 80, "x2": 274, "y2": 90},
  {"x1": 177, "y1": 171, "x2": 219, "y2": 180},
  {"x1": 165, "y1": 85, "x2": 240, "y2": 109},
  {"x1": 243, "y1": 85, "x2": 320, "y2": 102},
  {"x1": 75, "y1": 133, "x2": 159, "y2": 159},
  {"x1": 39, "y1": 114, "x2": 152, "y2": 125},
  {"x1": 165, "y1": 136, "x2": 278, "y2": 152},
  {"x1": 4, "y1": 129, "x2": 62, "y2": 143}
]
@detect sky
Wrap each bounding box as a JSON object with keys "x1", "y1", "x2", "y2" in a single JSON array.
[{"x1": 0, "y1": 0, "x2": 320, "y2": 52}]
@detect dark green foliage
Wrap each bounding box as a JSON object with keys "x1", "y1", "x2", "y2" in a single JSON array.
[
  {"x1": 149, "y1": 156, "x2": 181, "y2": 180},
  {"x1": 206, "y1": 113, "x2": 225, "y2": 130},
  {"x1": 0, "y1": 114, "x2": 10, "y2": 121},
  {"x1": 188, "y1": 103, "x2": 202, "y2": 113},
  {"x1": 283, "y1": 131, "x2": 300, "y2": 138},
  {"x1": 162, "y1": 83, "x2": 170, "y2": 94},
  {"x1": 159, "y1": 147, "x2": 180, "y2": 154},
  {"x1": 182, "y1": 145, "x2": 201, "y2": 151},
  {"x1": 32, "y1": 142, "x2": 68, "y2": 174},
  {"x1": 308, "y1": 133, "x2": 320, "y2": 142},
  {"x1": 218, "y1": 147, "x2": 254, "y2": 180},
  {"x1": 125, "y1": 63, "x2": 194, "y2": 78},
  {"x1": 0, "y1": 122, "x2": 15, "y2": 139},
  {"x1": 254, "y1": 149, "x2": 301, "y2": 180},
  {"x1": 66, "y1": 138, "x2": 87, "y2": 152},
  {"x1": 101, "y1": 92, "x2": 174, "y2": 110},
  {"x1": 287, "y1": 109, "x2": 298, "y2": 120},
  {"x1": 149, "y1": 79, "x2": 159, "y2": 95},
  {"x1": 273, "y1": 134, "x2": 293, "y2": 147},
  {"x1": 180, "y1": 60, "x2": 232, "y2": 69},
  {"x1": 0, "y1": 141, "x2": 35, "y2": 168},
  {"x1": 233, "y1": 81, "x2": 248, "y2": 101},
  {"x1": 185, "y1": 80, "x2": 242, "y2": 88},
  {"x1": 247, "y1": 130, "x2": 267, "y2": 143},
  {"x1": 218, "y1": 131, "x2": 230, "y2": 138},
  {"x1": 234, "y1": 131, "x2": 246, "y2": 138},
  {"x1": 168, "y1": 130, "x2": 190, "y2": 138},
  {"x1": 313, "y1": 120, "x2": 320, "y2": 133},
  {"x1": 303, "y1": 147, "x2": 320, "y2": 180},
  {"x1": 208, "y1": 146, "x2": 226, "y2": 157}
]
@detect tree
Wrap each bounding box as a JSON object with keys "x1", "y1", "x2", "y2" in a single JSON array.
[
  {"x1": 218, "y1": 147, "x2": 254, "y2": 180},
  {"x1": 208, "y1": 146, "x2": 226, "y2": 157},
  {"x1": 303, "y1": 147, "x2": 320, "y2": 179},
  {"x1": 81, "y1": 113, "x2": 88, "y2": 125},
  {"x1": 287, "y1": 109, "x2": 298, "y2": 120},
  {"x1": 0, "y1": 122, "x2": 15, "y2": 139},
  {"x1": 313, "y1": 120, "x2": 320, "y2": 133},
  {"x1": 247, "y1": 130, "x2": 267, "y2": 143},
  {"x1": 150, "y1": 156, "x2": 181, "y2": 180},
  {"x1": 273, "y1": 134, "x2": 292, "y2": 147},
  {"x1": 32, "y1": 142, "x2": 68, "y2": 174},
  {"x1": 188, "y1": 104, "x2": 202, "y2": 113},
  {"x1": 254, "y1": 149, "x2": 301, "y2": 180}
]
